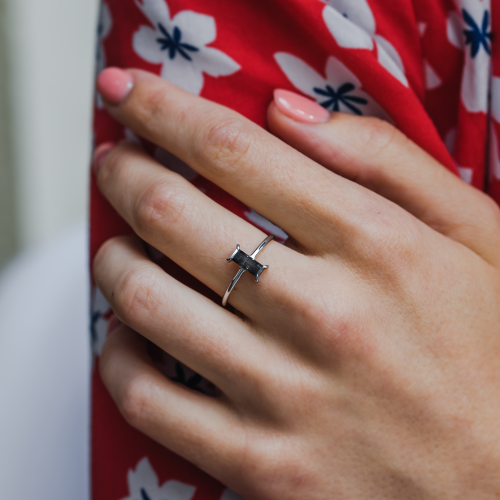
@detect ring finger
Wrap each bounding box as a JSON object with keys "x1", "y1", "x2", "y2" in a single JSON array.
[
  {"x1": 94, "y1": 235, "x2": 271, "y2": 393},
  {"x1": 94, "y1": 140, "x2": 307, "y2": 318}
]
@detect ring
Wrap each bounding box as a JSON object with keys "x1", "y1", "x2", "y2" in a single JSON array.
[{"x1": 222, "y1": 235, "x2": 276, "y2": 306}]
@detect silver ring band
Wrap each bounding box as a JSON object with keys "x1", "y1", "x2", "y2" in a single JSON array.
[{"x1": 222, "y1": 234, "x2": 276, "y2": 307}]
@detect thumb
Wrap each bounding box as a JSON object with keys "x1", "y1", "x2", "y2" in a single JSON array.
[{"x1": 268, "y1": 89, "x2": 500, "y2": 266}]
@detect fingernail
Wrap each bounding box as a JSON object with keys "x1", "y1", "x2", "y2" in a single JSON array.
[
  {"x1": 273, "y1": 89, "x2": 330, "y2": 124},
  {"x1": 97, "y1": 67, "x2": 134, "y2": 105},
  {"x1": 92, "y1": 142, "x2": 115, "y2": 175},
  {"x1": 107, "y1": 313, "x2": 123, "y2": 335}
]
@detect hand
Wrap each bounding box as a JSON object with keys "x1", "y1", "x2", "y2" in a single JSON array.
[{"x1": 93, "y1": 68, "x2": 500, "y2": 499}]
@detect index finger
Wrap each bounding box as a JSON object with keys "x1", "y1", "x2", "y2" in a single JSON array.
[{"x1": 97, "y1": 68, "x2": 386, "y2": 254}]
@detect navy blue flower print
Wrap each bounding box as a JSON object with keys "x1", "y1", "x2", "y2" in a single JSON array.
[
  {"x1": 124, "y1": 457, "x2": 196, "y2": 500},
  {"x1": 90, "y1": 289, "x2": 114, "y2": 355},
  {"x1": 462, "y1": 9, "x2": 492, "y2": 58},
  {"x1": 156, "y1": 23, "x2": 199, "y2": 61},
  {"x1": 140, "y1": 489, "x2": 152, "y2": 500},
  {"x1": 90, "y1": 310, "x2": 101, "y2": 344},
  {"x1": 134, "y1": 0, "x2": 240, "y2": 95},
  {"x1": 314, "y1": 82, "x2": 368, "y2": 115}
]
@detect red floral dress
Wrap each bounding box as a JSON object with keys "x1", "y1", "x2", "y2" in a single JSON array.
[{"x1": 90, "y1": 0, "x2": 500, "y2": 498}]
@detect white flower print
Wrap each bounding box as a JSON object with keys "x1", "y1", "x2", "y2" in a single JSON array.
[
  {"x1": 446, "y1": 0, "x2": 492, "y2": 113},
  {"x1": 323, "y1": 0, "x2": 375, "y2": 33},
  {"x1": 447, "y1": 11, "x2": 463, "y2": 49},
  {"x1": 244, "y1": 209, "x2": 288, "y2": 241},
  {"x1": 133, "y1": 0, "x2": 240, "y2": 95},
  {"x1": 373, "y1": 34, "x2": 407, "y2": 87},
  {"x1": 457, "y1": 165, "x2": 474, "y2": 184},
  {"x1": 322, "y1": 0, "x2": 408, "y2": 87},
  {"x1": 321, "y1": 3, "x2": 373, "y2": 50},
  {"x1": 424, "y1": 61, "x2": 442, "y2": 90},
  {"x1": 121, "y1": 457, "x2": 196, "y2": 500},
  {"x1": 220, "y1": 488, "x2": 246, "y2": 500},
  {"x1": 96, "y1": 2, "x2": 112, "y2": 108},
  {"x1": 90, "y1": 286, "x2": 112, "y2": 356},
  {"x1": 274, "y1": 52, "x2": 390, "y2": 121}
]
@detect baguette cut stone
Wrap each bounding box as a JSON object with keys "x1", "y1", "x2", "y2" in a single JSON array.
[
  {"x1": 230, "y1": 248, "x2": 266, "y2": 280},
  {"x1": 223, "y1": 235, "x2": 275, "y2": 306}
]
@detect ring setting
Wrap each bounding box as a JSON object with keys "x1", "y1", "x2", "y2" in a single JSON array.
[{"x1": 222, "y1": 235, "x2": 276, "y2": 306}]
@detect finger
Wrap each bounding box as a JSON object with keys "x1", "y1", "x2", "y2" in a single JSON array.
[
  {"x1": 96, "y1": 68, "x2": 387, "y2": 253},
  {"x1": 95, "y1": 141, "x2": 307, "y2": 317},
  {"x1": 268, "y1": 91, "x2": 500, "y2": 265},
  {"x1": 99, "y1": 324, "x2": 246, "y2": 480},
  {"x1": 94, "y1": 235, "x2": 269, "y2": 391}
]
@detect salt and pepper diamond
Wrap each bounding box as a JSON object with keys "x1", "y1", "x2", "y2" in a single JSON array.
[
  {"x1": 223, "y1": 235, "x2": 276, "y2": 306},
  {"x1": 227, "y1": 244, "x2": 269, "y2": 282}
]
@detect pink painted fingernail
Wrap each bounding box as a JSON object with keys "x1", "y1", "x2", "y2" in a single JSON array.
[
  {"x1": 97, "y1": 67, "x2": 134, "y2": 105},
  {"x1": 92, "y1": 142, "x2": 115, "y2": 175},
  {"x1": 273, "y1": 89, "x2": 330, "y2": 124}
]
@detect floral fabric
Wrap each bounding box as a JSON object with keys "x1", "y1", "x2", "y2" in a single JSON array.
[{"x1": 90, "y1": 0, "x2": 499, "y2": 498}]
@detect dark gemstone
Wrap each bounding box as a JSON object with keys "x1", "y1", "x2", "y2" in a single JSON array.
[{"x1": 232, "y1": 249, "x2": 265, "y2": 278}]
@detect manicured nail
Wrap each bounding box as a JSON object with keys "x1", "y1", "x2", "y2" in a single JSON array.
[
  {"x1": 107, "y1": 313, "x2": 123, "y2": 335},
  {"x1": 92, "y1": 142, "x2": 115, "y2": 175},
  {"x1": 273, "y1": 89, "x2": 330, "y2": 124},
  {"x1": 96, "y1": 67, "x2": 134, "y2": 105}
]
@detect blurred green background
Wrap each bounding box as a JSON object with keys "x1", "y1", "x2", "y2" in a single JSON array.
[
  {"x1": 0, "y1": 0, "x2": 99, "y2": 271},
  {"x1": 0, "y1": 0, "x2": 17, "y2": 268}
]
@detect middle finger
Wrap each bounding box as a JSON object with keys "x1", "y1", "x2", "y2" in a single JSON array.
[{"x1": 97, "y1": 69, "x2": 383, "y2": 253}]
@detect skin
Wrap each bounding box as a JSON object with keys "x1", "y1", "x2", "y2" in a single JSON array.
[{"x1": 93, "y1": 69, "x2": 500, "y2": 499}]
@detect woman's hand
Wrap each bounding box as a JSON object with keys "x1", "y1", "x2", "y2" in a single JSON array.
[{"x1": 93, "y1": 68, "x2": 500, "y2": 499}]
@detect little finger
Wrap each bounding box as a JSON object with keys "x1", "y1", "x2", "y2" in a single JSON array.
[{"x1": 100, "y1": 324, "x2": 247, "y2": 482}]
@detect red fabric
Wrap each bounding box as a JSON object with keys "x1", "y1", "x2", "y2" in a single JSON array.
[{"x1": 91, "y1": 0, "x2": 499, "y2": 497}]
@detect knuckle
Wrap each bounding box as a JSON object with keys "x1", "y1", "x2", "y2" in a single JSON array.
[
  {"x1": 296, "y1": 294, "x2": 360, "y2": 351},
  {"x1": 239, "y1": 432, "x2": 316, "y2": 497},
  {"x1": 359, "y1": 117, "x2": 401, "y2": 157},
  {"x1": 119, "y1": 374, "x2": 154, "y2": 429},
  {"x1": 194, "y1": 116, "x2": 255, "y2": 177},
  {"x1": 361, "y1": 230, "x2": 422, "y2": 288},
  {"x1": 343, "y1": 210, "x2": 425, "y2": 298},
  {"x1": 134, "y1": 179, "x2": 188, "y2": 235},
  {"x1": 479, "y1": 192, "x2": 500, "y2": 229},
  {"x1": 353, "y1": 202, "x2": 420, "y2": 268},
  {"x1": 292, "y1": 279, "x2": 379, "y2": 361},
  {"x1": 380, "y1": 217, "x2": 422, "y2": 268},
  {"x1": 114, "y1": 266, "x2": 161, "y2": 324}
]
